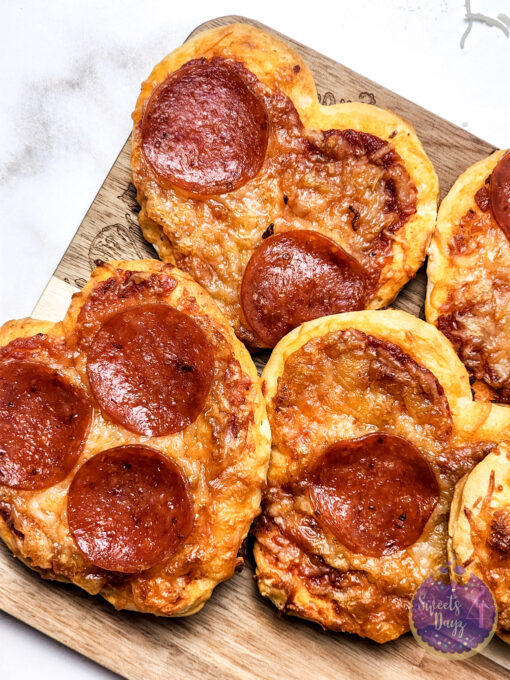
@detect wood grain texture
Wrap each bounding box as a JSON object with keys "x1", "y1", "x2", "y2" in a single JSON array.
[{"x1": 5, "y1": 14, "x2": 508, "y2": 679}]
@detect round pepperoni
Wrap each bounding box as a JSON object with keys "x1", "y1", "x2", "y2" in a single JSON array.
[
  {"x1": 0, "y1": 361, "x2": 91, "y2": 490},
  {"x1": 307, "y1": 433, "x2": 439, "y2": 557},
  {"x1": 490, "y1": 152, "x2": 510, "y2": 239},
  {"x1": 240, "y1": 230, "x2": 369, "y2": 347},
  {"x1": 87, "y1": 304, "x2": 214, "y2": 436},
  {"x1": 67, "y1": 445, "x2": 193, "y2": 573},
  {"x1": 141, "y1": 57, "x2": 269, "y2": 196}
]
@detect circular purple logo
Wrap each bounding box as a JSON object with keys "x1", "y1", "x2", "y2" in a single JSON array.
[{"x1": 410, "y1": 565, "x2": 497, "y2": 658}]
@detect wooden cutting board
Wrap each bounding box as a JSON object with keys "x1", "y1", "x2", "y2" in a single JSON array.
[{"x1": 1, "y1": 14, "x2": 508, "y2": 680}]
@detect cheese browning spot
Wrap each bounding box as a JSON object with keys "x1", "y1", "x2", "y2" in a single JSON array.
[{"x1": 487, "y1": 508, "x2": 510, "y2": 558}]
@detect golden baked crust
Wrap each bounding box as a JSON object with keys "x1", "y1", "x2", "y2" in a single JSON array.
[
  {"x1": 131, "y1": 23, "x2": 438, "y2": 348},
  {"x1": 449, "y1": 446, "x2": 510, "y2": 643},
  {"x1": 254, "y1": 309, "x2": 510, "y2": 642},
  {"x1": 0, "y1": 259, "x2": 270, "y2": 616},
  {"x1": 426, "y1": 149, "x2": 510, "y2": 403}
]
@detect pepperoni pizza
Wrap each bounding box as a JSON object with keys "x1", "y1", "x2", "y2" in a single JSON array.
[
  {"x1": 449, "y1": 445, "x2": 510, "y2": 643},
  {"x1": 131, "y1": 23, "x2": 439, "y2": 349},
  {"x1": 254, "y1": 309, "x2": 510, "y2": 642},
  {"x1": 0, "y1": 260, "x2": 270, "y2": 615},
  {"x1": 427, "y1": 150, "x2": 510, "y2": 403}
]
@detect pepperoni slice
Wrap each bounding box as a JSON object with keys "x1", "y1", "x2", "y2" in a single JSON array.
[
  {"x1": 67, "y1": 445, "x2": 193, "y2": 573},
  {"x1": 87, "y1": 304, "x2": 214, "y2": 436},
  {"x1": 490, "y1": 152, "x2": 510, "y2": 239},
  {"x1": 240, "y1": 230, "x2": 369, "y2": 347},
  {"x1": 141, "y1": 57, "x2": 269, "y2": 195},
  {"x1": 0, "y1": 361, "x2": 91, "y2": 490},
  {"x1": 307, "y1": 433, "x2": 439, "y2": 557}
]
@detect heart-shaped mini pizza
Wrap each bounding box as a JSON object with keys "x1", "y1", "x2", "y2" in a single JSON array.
[
  {"x1": 0, "y1": 260, "x2": 270, "y2": 615},
  {"x1": 131, "y1": 23, "x2": 438, "y2": 349},
  {"x1": 450, "y1": 444, "x2": 510, "y2": 643},
  {"x1": 427, "y1": 150, "x2": 510, "y2": 403},
  {"x1": 254, "y1": 309, "x2": 510, "y2": 642}
]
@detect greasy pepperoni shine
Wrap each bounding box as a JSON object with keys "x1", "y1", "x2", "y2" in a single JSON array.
[
  {"x1": 87, "y1": 304, "x2": 214, "y2": 436},
  {"x1": 141, "y1": 58, "x2": 269, "y2": 195},
  {"x1": 308, "y1": 433, "x2": 439, "y2": 556},
  {"x1": 241, "y1": 230, "x2": 369, "y2": 347},
  {"x1": 0, "y1": 361, "x2": 91, "y2": 490},
  {"x1": 490, "y1": 152, "x2": 510, "y2": 240},
  {"x1": 67, "y1": 445, "x2": 193, "y2": 573}
]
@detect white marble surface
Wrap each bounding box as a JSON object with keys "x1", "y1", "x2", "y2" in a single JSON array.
[{"x1": 0, "y1": 0, "x2": 509, "y2": 678}]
